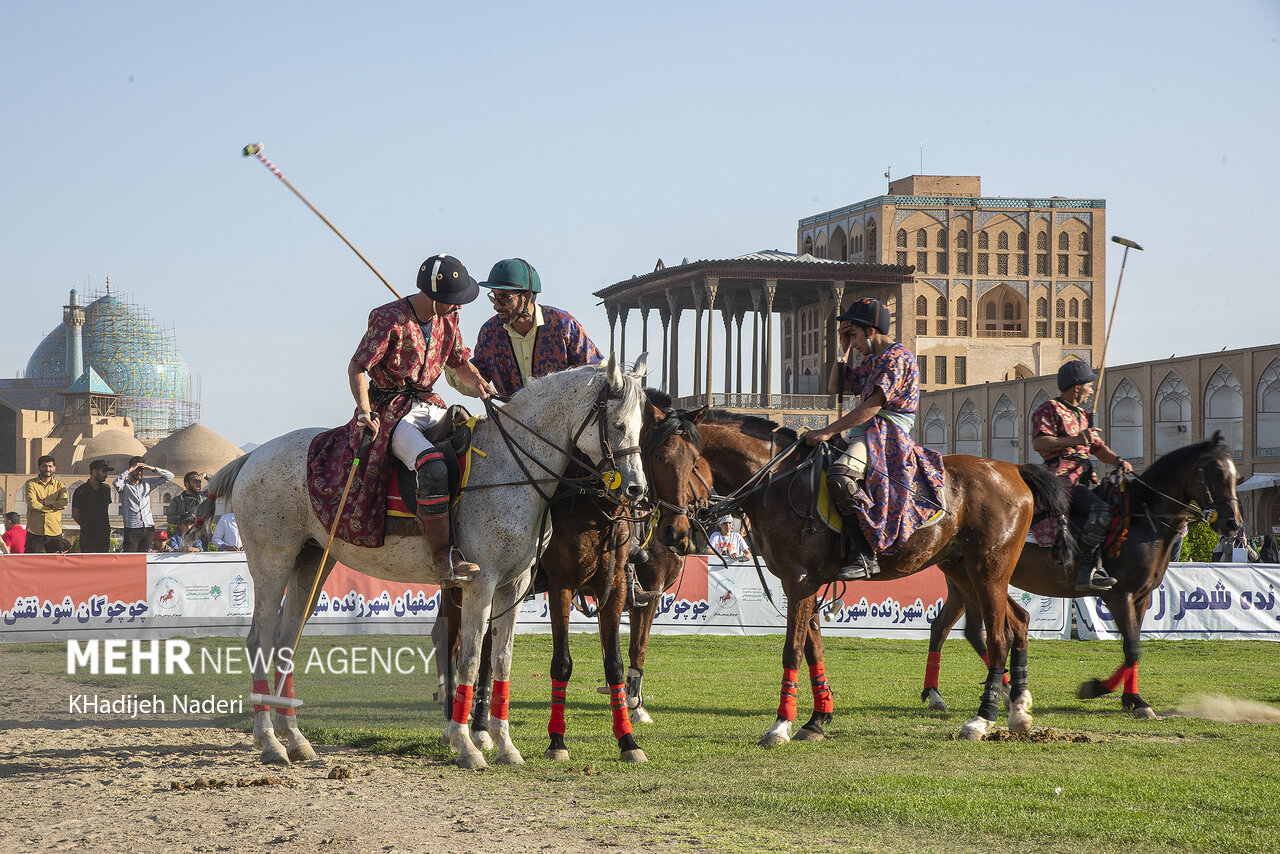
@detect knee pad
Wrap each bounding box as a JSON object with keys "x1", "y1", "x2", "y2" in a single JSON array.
[
  {"x1": 827, "y1": 464, "x2": 862, "y2": 515},
  {"x1": 414, "y1": 448, "x2": 450, "y2": 515}
]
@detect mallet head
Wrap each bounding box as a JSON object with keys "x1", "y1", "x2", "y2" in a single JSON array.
[
  {"x1": 242, "y1": 142, "x2": 263, "y2": 158},
  {"x1": 1111, "y1": 235, "x2": 1143, "y2": 250}
]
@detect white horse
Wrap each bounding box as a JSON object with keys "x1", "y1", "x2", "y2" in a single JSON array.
[{"x1": 201, "y1": 356, "x2": 648, "y2": 769}]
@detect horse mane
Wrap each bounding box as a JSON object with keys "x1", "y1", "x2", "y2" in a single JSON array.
[
  {"x1": 698, "y1": 408, "x2": 798, "y2": 448},
  {"x1": 1130, "y1": 434, "x2": 1232, "y2": 506}
]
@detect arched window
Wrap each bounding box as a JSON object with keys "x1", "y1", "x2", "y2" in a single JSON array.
[
  {"x1": 985, "y1": 302, "x2": 997, "y2": 320},
  {"x1": 1036, "y1": 297, "x2": 1048, "y2": 318},
  {"x1": 924, "y1": 404, "x2": 949, "y2": 453},
  {"x1": 997, "y1": 232, "x2": 1009, "y2": 251},
  {"x1": 1017, "y1": 232, "x2": 1027, "y2": 251},
  {"x1": 1036, "y1": 231, "x2": 1047, "y2": 250},
  {"x1": 1257, "y1": 359, "x2": 1280, "y2": 453},
  {"x1": 897, "y1": 228, "x2": 908, "y2": 248},
  {"x1": 1056, "y1": 298, "x2": 1065, "y2": 318},
  {"x1": 916, "y1": 295, "x2": 928, "y2": 315},
  {"x1": 956, "y1": 399, "x2": 983, "y2": 456},
  {"x1": 1110, "y1": 378, "x2": 1144, "y2": 462},
  {"x1": 1029, "y1": 389, "x2": 1051, "y2": 434},
  {"x1": 867, "y1": 221, "x2": 877, "y2": 253},
  {"x1": 936, "y1": 297, "x2": 948, "y2": 316},
  {"x1": 991, "y1": 394, "x2": 1019, "y2": 464},
  {"x1": 1079, "y1": 232, "x2": 1090, "y2": 251},
  {"x1": 803, "y1": 235, "x2": 814, "y2": 255},
  {"x1": 916, "y1": 228, "x2": 928, "y2": 247},
  {"x1": 956, "y1": 296, "x2": 969, "y2": 318},
  {"x1": 977, "y1": 231, "x2": 989, "y2": 250},
  {"x1": 1082, "y1": 298, "x2": 1091, "y2": 316},
  {"x1": 957, "y1": 229, "x2": 968, "y2": 249},
  {"x1": 1003, "y1": 302, "x2": 1015, "y2": 321},
  {"x1": 1155, "y1": 371, "x2": 1192, "y2": 455},
  {"x1": 1058, "y1": 231, "x2": 1069, "y2": 251},
  {"x1": 1069, "y1": 298, "x2": 1079, "y2": 318},
  {"x1": 937, "y1": 229, "x2": 948, "y2": 248},
  {"x1": 1204, "y1": 365, "x2": 1244, "y2": 455}
]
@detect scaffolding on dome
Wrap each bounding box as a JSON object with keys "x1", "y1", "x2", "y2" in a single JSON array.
[{"x1": 23, "y1": 286, "x2": 201, "y2": 443}]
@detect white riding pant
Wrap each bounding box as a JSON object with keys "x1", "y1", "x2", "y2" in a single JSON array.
[
  {"x1": 390, "y1": 401, "x2": 448, "y2": 468},
  {"x1": 833, "y1": 424, "x2": 869, "y2": 479}
]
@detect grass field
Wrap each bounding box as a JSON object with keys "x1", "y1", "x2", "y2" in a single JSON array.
[{"x1": 25, "y1": 632, "x2": 1280, "y2": 853}]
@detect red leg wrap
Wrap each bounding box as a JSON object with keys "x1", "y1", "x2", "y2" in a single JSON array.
[
  {"x1": 925, "y1": 651, "x2": 942, "y2": 689},
  {"x1": 777, "y1": 668, "x2": 799, "y2": 722},
  {"x1": 253, "y1": 678, "x2": 270, "y2": 713},
  {"x1": 809, "y1": 663, "x2": 834, "y2": 715},
  {"x1": 609, "y1": 683, "x2": 632, "y2": 739},
  {"x1": 1124, "y1": 667, "x2": 1138, "y2": 695},
  {"x1": 548, "y1": 679, "x2": 569, "y2": 736},
  {"x1": 1102, "y1": 664, "x2": 1127, "y2": 693},
  {"x1": 273, "y1": 671, "x2": 296, "y2": 716},
  {"x1": 452, "y1": 684, "x2": 474, "y2": 726},
  {"x1": 491, "y1": 680, "x2": 510, "y2": 721}
]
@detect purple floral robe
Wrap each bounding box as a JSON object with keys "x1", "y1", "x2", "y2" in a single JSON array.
[
  {"x1": 843, "y1": 343, "x2": 946, "y2": 555},
  {"x1": 307, "y1": 298, "x2": 471, "y2": 547},
  {"x1": 470, "y1": 305, "x2": 602, "y2": 397}
]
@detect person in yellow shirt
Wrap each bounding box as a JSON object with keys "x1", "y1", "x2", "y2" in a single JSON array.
[{"x1": 24, "y1": 455, "x2": 68, "y2": 554}]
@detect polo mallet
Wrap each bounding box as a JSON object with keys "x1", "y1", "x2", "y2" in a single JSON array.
[
  {"x1": 240, "y1": 143, "x2": 401, "y2": 299},
  {"x1": 1089, "y1": 235, "x2": 1144, "y2": 415},
  {"x1": 246, "y1": 427, "x2": 375, "y2": 710}
]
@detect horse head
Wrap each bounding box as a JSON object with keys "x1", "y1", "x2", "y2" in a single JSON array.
[
  {"x1": 1189, "y1": 430, "x2": 1242, "y2": 536},
  {"x1": 568, "y1": 353, "x2": 648, "y2": 503},
  {"x1": 641, "y1": 389, "x2": 712, "y2": 555}
]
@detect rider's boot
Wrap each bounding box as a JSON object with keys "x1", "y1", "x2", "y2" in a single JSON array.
[
  {"x1": 415, "y1": 446, "x2": 477, "y2": 586},
  {"x1": 1074, "y1": 509, "x2": 1116, "y2": 592},
  {"x1": 827, "y1": 462, "x2": 878, "y2": 582}
]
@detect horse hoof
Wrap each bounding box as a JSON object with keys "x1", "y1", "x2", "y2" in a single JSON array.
[
  {"x1": 1008, "y1": 708, "x2": 1034, "y2": 734},
  {"x1": 793, "y1": 727, "x2": 825, "y2": 742},
  {"x1": 1132, "y1": 706, "x2": 1157, "y2": 720},
  {"x1": 495, "y1": 749, "x2": 525, "y2": 766},
  {"x1": 287, "y1": 743, "x2": 318, "y2": 763},
  {"x1": 1077, "y1": 679, "x2": 1110, "y2": 700},
  {"x1": 758, "y1": 733, "x2": 790, "y2": 749},
  {"x1": 958, "y1": 717, "x2": 990, "y2": 741},
  {"x1": 456, "y1": 750, "x2": 488, "y2": 770},
  {"x1": 630, "y1": 706, "x2": 654, "y2": 725},
  {"x1": 260, "y1": 746, "x2": 291, "y2": 765},
  {"x1": 545, "y1": 747, "x2": 570, "y2": 761},
  {"x1": 621, "y1": 748, "x2": 648, "y2": 763},
  {"x1": 924, "y1": 689, "x2": 949, "y2": 712},
  {"x1": 473, "y1": 731, "x2": 495, "y2": 751}
]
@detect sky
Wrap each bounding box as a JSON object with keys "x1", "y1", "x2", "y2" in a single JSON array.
[{"x1": 2, "y1": 1, "x2": 1278, "y2": 447}]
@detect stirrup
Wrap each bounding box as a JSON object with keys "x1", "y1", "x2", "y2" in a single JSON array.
[
  {"x1": 835, "y1": 554, "x2": 879, "y2": 582},
  {"x1": 1075, "y1": 565, "x2": 1115, "y2": 592},
  {"x1": 441, "y1": 547, "x2": 480, "y2": 587}
]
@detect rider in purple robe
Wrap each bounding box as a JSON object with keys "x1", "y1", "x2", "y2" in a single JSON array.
[{"x1": 802, "y1": 298, "x2": 946, "y2": 580}]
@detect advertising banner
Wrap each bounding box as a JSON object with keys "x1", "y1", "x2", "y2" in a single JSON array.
[
  {"x1": 1076, "y1": 562, "x2": 1280, "y2": 640},
  {"x1": 1, "y1": 553, "x2": 148, "y2": 640}
]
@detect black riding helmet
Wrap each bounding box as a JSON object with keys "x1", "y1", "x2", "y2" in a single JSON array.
[
  {"x1": 1057, "y1": 359, "x2": 1098, "y2": 390},
  {"x1": 416, "y1": 254, "x2": 480, "y2": 305},
  {"x1": 837, "y1": 297, "x2": 891, "y2": 334}
]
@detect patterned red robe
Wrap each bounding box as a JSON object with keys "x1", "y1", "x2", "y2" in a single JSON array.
[
  {"x1": 307, "y1": 297, "x2": 471, "y2": 547},
  {"x1": 470, "y1": 305, "x2": 602, "y2": 397},
  {"x1": 1029, "y1": 396, "x2": 1104, "y2": 546},
  {"x1": 842, "y1": 343, "x2": 946, "y2": 554}
]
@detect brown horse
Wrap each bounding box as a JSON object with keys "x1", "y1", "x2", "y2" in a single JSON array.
[
  {"x1": 921, "y1": 432, "x2": 1242, "y2": 718},
  {"x1": 686, "y1": 407, "x2": 1070, "y2": 742},
  {"x1": 434, "y1": 388, "x2": 707, "y2": 762}
]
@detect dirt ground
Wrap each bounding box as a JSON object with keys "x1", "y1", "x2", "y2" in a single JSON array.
[{"x1": 0, "y1": 659, "x2": 661, "y2": 854}]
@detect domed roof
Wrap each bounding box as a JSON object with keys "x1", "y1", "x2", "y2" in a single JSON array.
[
  {"x1": 147, "y1": 423, "x2": 243, "y2": 479},
  {"x1": 77, "y1": 429, "x2": 147, "y2": 474}
]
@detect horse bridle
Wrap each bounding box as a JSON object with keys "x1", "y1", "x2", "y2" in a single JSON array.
[{"x1": 1128, "y1": 453, "x2": 1239, "y2": 528}]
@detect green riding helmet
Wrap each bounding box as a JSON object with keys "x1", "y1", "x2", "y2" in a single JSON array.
[{"x1": 481, "y1": 258, "x2": 542, "y2": 294}]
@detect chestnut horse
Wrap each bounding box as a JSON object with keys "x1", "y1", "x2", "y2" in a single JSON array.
[
  {"x1": 687, "y1": 408, "x2": 1069, "y2": 742},
  {"x1": 434, "y1": 387, "x2": 707, "y2": 761},
  {"x1": 921, "y1": 432, "x2": 1242, "y2": 718}
]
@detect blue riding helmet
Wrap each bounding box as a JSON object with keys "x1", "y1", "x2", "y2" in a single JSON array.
[
  {"x1": 837, "y1": 298, "x2": 891, "y2": 335},
  {"x1": 416, "y1": 254, "x2": 480, "y2": 305},
  {"x1": 1057, "y1": 359, "x2": 1098, "y2": 390}
]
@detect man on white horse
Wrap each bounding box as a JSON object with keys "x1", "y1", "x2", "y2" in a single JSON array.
[{"x1": 315, "y1": 253, "x2": 496, "y2": 585}]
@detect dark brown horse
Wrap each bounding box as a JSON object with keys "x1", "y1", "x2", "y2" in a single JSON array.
[
  {"x1": 686, "y1": 407, "x2": 1070, "y2": 742},
  {"x1": 921, "y1": 432, "x2": 1242, "y2": 718},
  {"x1": 435, "y1": 388, "x2": 707, "y2": 762}
]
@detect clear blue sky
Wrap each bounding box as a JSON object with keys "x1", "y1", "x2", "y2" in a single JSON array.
[{"x1": 2, "y1": 1, "x2": 1278, "y2": 446}]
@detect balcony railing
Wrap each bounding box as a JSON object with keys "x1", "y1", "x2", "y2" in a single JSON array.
[
  {"x1": 975, "y1": 328, "x2": 1027, "y2": 338},
  {"x1": 671, "y1": 392, "x2": 858, "y2": 411}
]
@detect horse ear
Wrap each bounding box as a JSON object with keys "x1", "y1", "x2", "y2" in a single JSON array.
[
  {"x1": 631, "y1": 351, "x2": 649, "y2": 380},
  {"x1": 690, "y1": 404, "x2": 710, "y2": 423},
  {"x1": 1210, "y1": 429, "x2": 1224, "y2": 445},
  {"x1": 605, "y1": 352, "x2": 623, "y2": 391}
]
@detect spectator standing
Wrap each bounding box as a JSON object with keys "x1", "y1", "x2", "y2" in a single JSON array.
[
  {"x1": 24, "y1": 455, "x2": 69, "y2": 554},
  {"x1": 167, "y1": 471, "x2": 211, "y2": 549},
  {"x1": 3, "y1": 512, "x2": 27, "y2": 555},
  {"x1": 72, "y1": 460, "x2": 115, "y2": 554},
  {"x1": 213, "y1": 512, "x2": 244, "y2": 551},
  {"x1": 113, "y1": 456, "x2": 175, "y2": 553}
]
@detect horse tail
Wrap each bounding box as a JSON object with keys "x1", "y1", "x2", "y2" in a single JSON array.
[
  {"x1": 197, "y1": 454, "x2": 253, "y2": 523},
  {"x1": 1017, "y1": 464, "x2": 1077, "y2": 565}
]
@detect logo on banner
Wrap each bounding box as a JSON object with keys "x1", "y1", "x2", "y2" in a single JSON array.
[
  {"x1": 152, "y1": 577, "x2": 184, "y2": 615},
  {"x1": 229, "y1": 575, "x2": 251, "y2": 614}
]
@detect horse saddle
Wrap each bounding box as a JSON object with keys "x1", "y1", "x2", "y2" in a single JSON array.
[
  {"x1": 1027, "y1": 479, "x2": 1128, "y2": 555},
  {"x1": 385, "y1": 405, "x2": 480, "y2": 530},
  {"x1": 811, "y1": 443, "x2": 947, "y2": 535}
]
